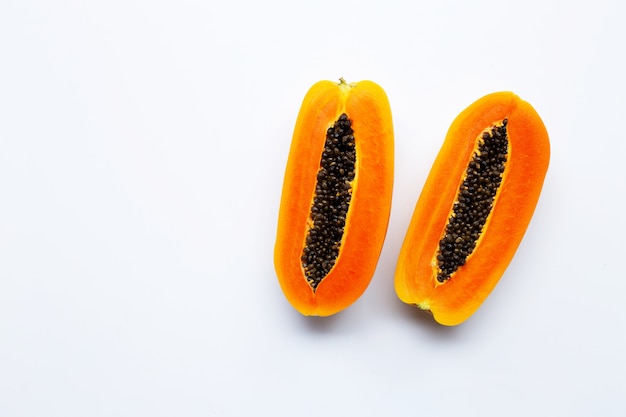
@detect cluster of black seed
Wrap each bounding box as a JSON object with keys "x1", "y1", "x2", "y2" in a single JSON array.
[
  {"x1": 301, "y1": 113, "x2": 356, "y2": 290},
  {"x1": 436, "y1": 119, "x2": 509, "y2": 283}
]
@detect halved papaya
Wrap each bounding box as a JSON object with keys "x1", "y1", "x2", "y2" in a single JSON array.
[
  {"x1": 275, "y1": 78, "x2": 394, "y2": 316},
  {"x1": 395, "y1": 92, "x2": 549, "y2": 326}
]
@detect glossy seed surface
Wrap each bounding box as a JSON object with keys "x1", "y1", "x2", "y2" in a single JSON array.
[
  {"x1": 301, "y1": 113, "x2": 356, "y2": 290},
  {"x1": 436, "y1": 119, "x2": 509, "y2": 283}
]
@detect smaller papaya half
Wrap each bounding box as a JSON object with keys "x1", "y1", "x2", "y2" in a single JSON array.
[
  {"x1": 395, "y1": 92, "x2": 549, "y2": 326},
  {"x1": 275, "y1": 79, "x2": 394, "y2": 316}
]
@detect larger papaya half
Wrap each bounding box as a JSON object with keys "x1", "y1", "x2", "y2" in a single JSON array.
[
  {"x1": 275, "y1": 79, "x2": 394, "y2": 316},
  {"x1": 395, "y1": 92, "x2": 549, "y2": 326}
]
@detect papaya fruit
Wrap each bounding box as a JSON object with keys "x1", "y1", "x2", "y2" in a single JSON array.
[
  {"x1": 275, "y1": 78, "x2": 394, "y2": 316},
  {"x1": 395, "y1": 92, "x2": 549, "y2": 326}
]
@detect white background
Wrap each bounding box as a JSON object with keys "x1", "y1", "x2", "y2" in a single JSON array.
[{"x1": 1, "y1": 1, "x2": 625, "y2": 416}]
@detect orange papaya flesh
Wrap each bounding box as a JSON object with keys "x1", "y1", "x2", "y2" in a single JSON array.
[
  {"x1": 394, "y1": 92, "x2": 549, "y2": 326},
  {"x1": 275, "y1": 79, "x2": 394, "y2": 317}
]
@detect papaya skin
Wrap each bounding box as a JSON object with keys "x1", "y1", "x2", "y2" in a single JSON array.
[
  {"x1": 395, "y1": 92, "x2": 549, "y2": 326},
  {"x1": 275, "y1": 79, "x2": 394, "y2": 316}
]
